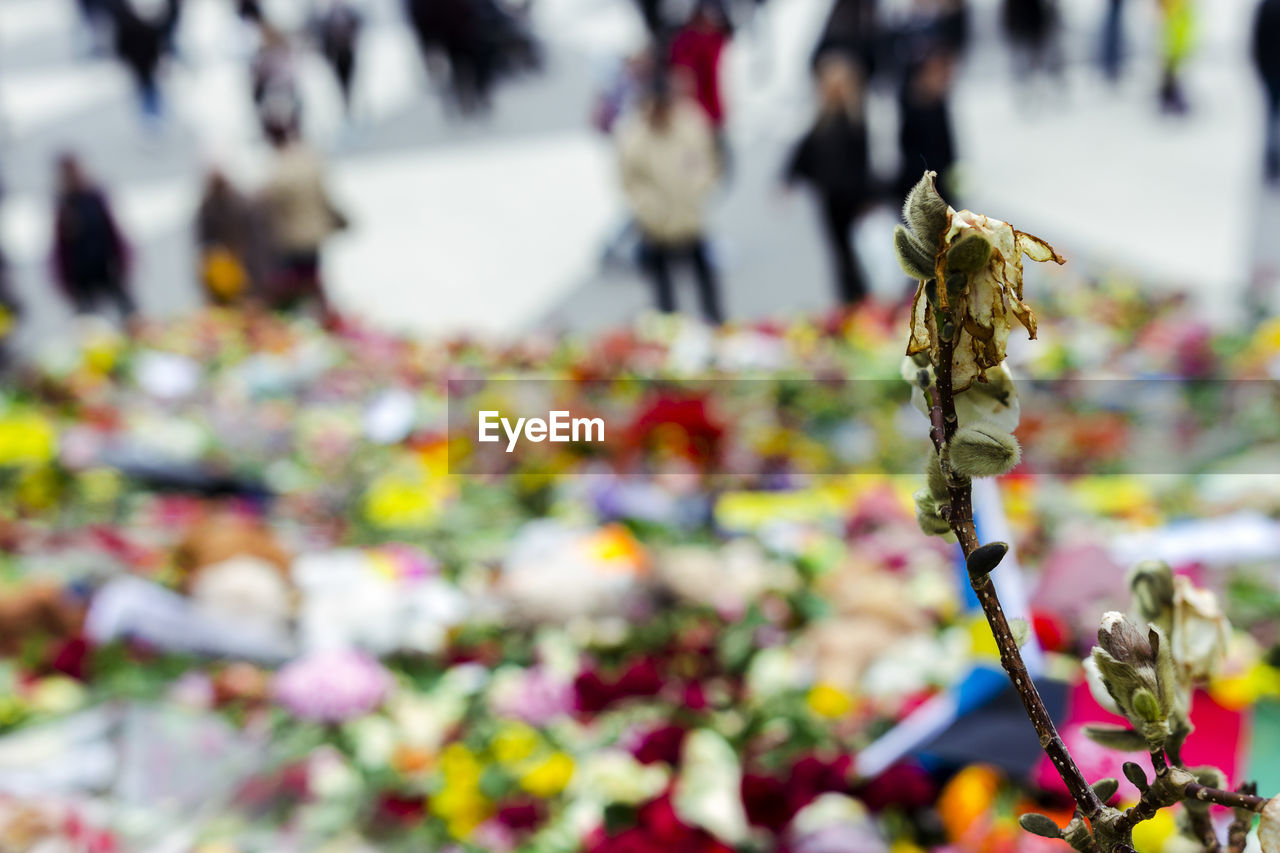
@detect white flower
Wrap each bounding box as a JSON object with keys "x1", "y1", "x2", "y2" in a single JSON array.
[
  {"x1": 674, "y1": 730, "x2": 750, "y2": 844},
  {"x1": 573, "y1": 749, "x2": 669, "y2": 806},
  {"x1": 1171, "y1": 576, "x2": 1230, "y2": 682}
]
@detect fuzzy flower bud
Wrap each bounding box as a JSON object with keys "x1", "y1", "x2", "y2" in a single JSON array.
[
  {"x1": 1128, "y1": 559, "x2": 1175, "y2": 631},
  {"x1": 949, "y1": 424, "x2": 1021, "y2": 478},
  {"x1": 1090, "y1": 612, "x2": 1175, "y2": 746}
]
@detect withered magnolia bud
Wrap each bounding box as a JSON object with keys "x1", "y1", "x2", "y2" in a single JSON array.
[
  {"x1": 950, "y1": 424, "x2": 1021, "y2": 478},
  {"x1": 903, "y1": 171, "x2": 950, "y2": 248},
  {"x1": 946, "y1": 232, "x2": 993, "y2": 273}
]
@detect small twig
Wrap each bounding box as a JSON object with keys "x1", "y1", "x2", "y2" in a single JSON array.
[
  {"x1": 1184, "y1": 783, "x2": 1269, "y2": 813},
  {"x1": 1227, "y1": 784, "x2": 1259, "y2": 853},
  {"x1": 1185, "y1": 808, "x2": 1221, "y2": 852}
]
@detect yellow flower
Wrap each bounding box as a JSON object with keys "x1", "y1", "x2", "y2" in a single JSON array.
[
  {"x1": 1130, "y1": 803, "x2": 1176, "y2": 852},
  {"x1": 439, "y1": 743, "x2": 483, "y2": 784},
  {"x1": 967, "y1": 614, "x2": 1002, "y2": 662},
  {"x1": 519, "y1": 752, "x2": 574, "y2": 798},
  {"x1": 0, "y1": 413, "x2": 57, "y2": 467},
  {"x1": 79, "y1": 467, "x2": 122, "y2": 505},
  {"x1": 15, "y1": 465, "x2": 60, "y2": 511},
  {"x1": 491, "y1": 721, "x2": 540, "y2": 766},
  {"x1": 28, "y1": 676, "x2": 86, "y2": 715},
  {"x1": 806, "y1": 683, "x2": 854, "y2": 719},
  {"x1": 433, "y1": 743, "x2": 492, "y2": 839},
  {"x1": 431, "y1": 782, "x2": 491, "y2": 839}
]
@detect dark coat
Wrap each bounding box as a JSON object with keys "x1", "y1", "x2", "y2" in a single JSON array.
[
  {"x1": 1255, "y1": 0, "x2": 1280, "y2": 88},
  {"x1": 53, "y1": 189, "x2": 128, "y2": 291},
  {"x1": 897, "y1": 88, "x2": 955, "y2": 201},
  {"x1": 786, "y1": 111, "x2": 872, "y2": 204}
]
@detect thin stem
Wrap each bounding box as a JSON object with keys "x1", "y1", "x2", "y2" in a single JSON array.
[
  {"x1": 1227, "y1": 784, "x2": 1259, "y2": 853},
  {"x1": 1185, "y1": 809, "x2": 1221, "y2": 852},
  {"x1": 927, "y1": 330, "x2": 1105, "y2": 824}
]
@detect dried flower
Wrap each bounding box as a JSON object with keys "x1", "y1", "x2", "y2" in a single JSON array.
[
  {"x1": 898, "y1": 173, "x2": 1063, "y2": 393},
  {"x1": 1171, "y1": 575, "x2": 1230, "y2": 682},
  {"x1": 1259, "y1": 796, "x2": 1280, "y2": 853}
]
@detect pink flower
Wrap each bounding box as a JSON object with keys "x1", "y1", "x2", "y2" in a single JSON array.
[{"x1": 273, "y1": 649, "x2": 393, "y2": 723}]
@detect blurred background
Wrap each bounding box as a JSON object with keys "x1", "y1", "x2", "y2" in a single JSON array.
[
  {"x1": 4, "y1": 0, "x2": 1280, "y2": 851},
  {"x1": 0, "y1": 0, "x2": 1277, "y2": 342}
]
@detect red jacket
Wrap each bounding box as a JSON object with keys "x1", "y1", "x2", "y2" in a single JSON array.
[{"x1": 670, "y1": 25, "x2": 727, "y2": 127}]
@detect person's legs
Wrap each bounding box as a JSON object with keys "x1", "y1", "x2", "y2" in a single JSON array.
[
  {"x1": 820, "y1": 195, "x2": 867, "y2": 305},
  {"x1": 642, "y1": 241, "x2": 677, "y2": 314},
  {"x1": 1266, "y1": 85, "x2": 1280, "y2": 182},
  {"x1": 67, "y1": 279, "x2": 96, "y2": 315},
  {"x1": 1100, "y1": 0, "x2": 1124, "y2": 80},
  {"x1": 334, "y1": 50, "x2": 356, "y2": 113},
  {"x1": 101, "y1": 272, "x2": 137, "y2": 319},
  {"x1": 688, "y1": 239, "x2": 725, "y2": 324}
]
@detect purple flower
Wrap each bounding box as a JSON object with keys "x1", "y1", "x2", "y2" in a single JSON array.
[{"x1": 273, "y1": 649, "x2": 393, "y2": 723}]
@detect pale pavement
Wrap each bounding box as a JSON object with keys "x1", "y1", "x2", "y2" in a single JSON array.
[{"x1": 0, "y1": 0, "x2": 1276, "y2": 353}]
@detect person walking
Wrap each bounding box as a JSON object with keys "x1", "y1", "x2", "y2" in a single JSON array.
[
  {"x1": 107, "y1": 0, "x2": 172, "y2": 126},
  {"x1": 196, "y1": 170, "x2": 262, "y2": 305},
  {"x1": 1255, "y1": 0, "x2": 1280, "y2": 181},
  {"x1": 51, "y1": 155, "x2": 135, "y2": 320},
  {"x1": 669, "y1": 3, "x2": 731, "y2": 161},
  {"x1": 785, "y1": 55, "x2": 873, "y2": 305},
  {"x1": 258, "y1": 118, "x2": 348, "y2": 315},
  {"x1": 1001, "y1": 0, "x2": 1061, "y2": 104},
  {"x1": 316, "y1": 0, "x2": 363, "y2": 116},
  {"x1": 1158, "y1": 0, "x2": 1195, "y2": 114},
  {"x1": 1099, "y1": 0, "x2": 1126, "y2": 81},
  {"x1": 252, "y1": 23, "x2": 303, "y2": 136},
  {"x1": 896, "y1": 49, "x2": 957, "y2": 205},
  {"x1": 617, "y1": 76, "x2": 724, "y2": 324}
]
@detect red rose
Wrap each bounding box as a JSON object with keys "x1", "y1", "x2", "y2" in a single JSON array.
[{"x1": 632, "y1": 725, "x2": 687, "y2": 766}]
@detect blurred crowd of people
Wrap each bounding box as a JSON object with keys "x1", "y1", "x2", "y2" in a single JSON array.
[
  {"x1": 3, "y1": 0, "x2": 1280, "y2": 350},
  {"x1": 0, "y1": 0, "x2": 547, "y2": 347},
  {"x1": 603, "y1": 0, "x2": 1280, "y2": 323}
]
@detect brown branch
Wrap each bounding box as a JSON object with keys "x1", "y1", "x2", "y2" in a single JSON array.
[
  {"x1": 1185, "y1": 809, "x2": 1221, "y2": 852},
  {"x1": 1184, "y1": 783, "x2": 1269, "y2": 813},
  {"x1": 1227, "y1": 784, "x2": 1259, "y2": 853},
  {"x1": 927, "y1": 330, "x2": 1108, "y2": 830}
]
